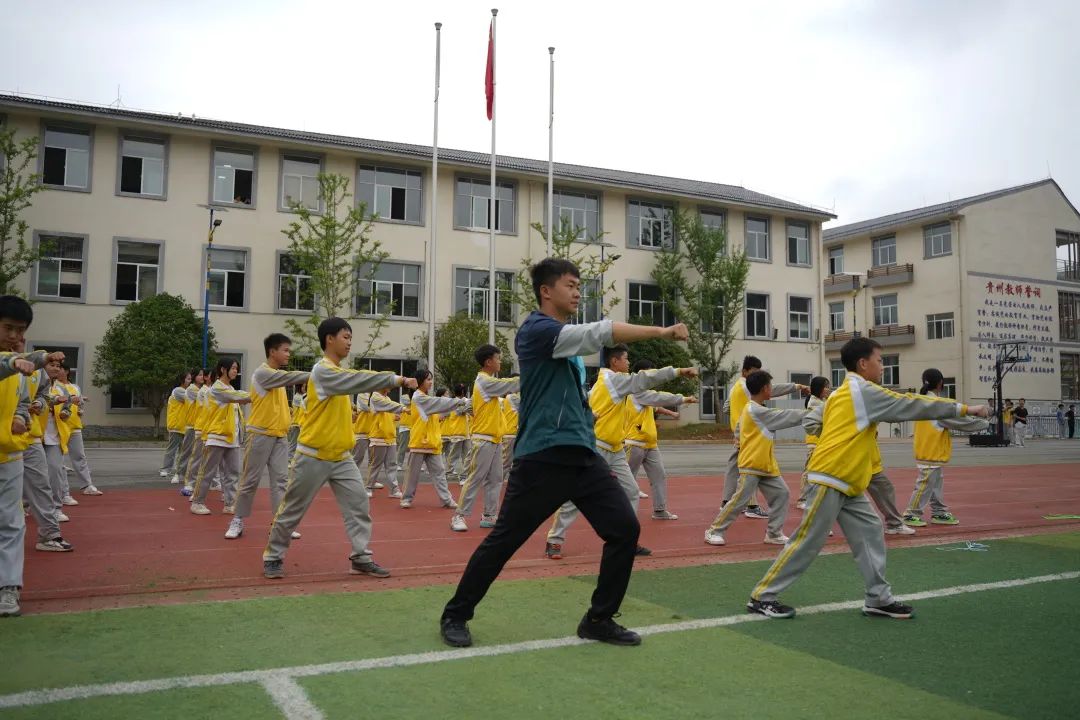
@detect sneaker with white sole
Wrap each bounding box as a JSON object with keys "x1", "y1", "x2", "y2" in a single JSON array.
[
  {"x1": 704, "y1": 529, "x2": 726, "y2": 546},
  {"x1": 170, "y1": 474, "x2": 180, "y2": 485},
  {"x1": 291, "y1": 531, "x2": 302, "y2": 539},
  {"x1": 638, "y1": 490, "x2": 649, "y2": 499},
  {"x1": 400, "y1": 499, "x2": 413, "y2": 508},
  {"x1": 479, "y1": 515, "x2": 496, "y2": 528},
  {"x1": 747, "y1": 598, "x2": 795, "y2": 618},
  {"x1": 190, "y1": 503, "x2": 211, "y2": 515},
  {"x1": 350, "y1": 559, "x2": 391, "y2": 578},
  {"x1": 389, "y1": 489, "x2": 403, "y2": 499},
  {"x1": 225, "y1": 517, "x2": 244, "y2": 539},
  {"x1": 263, "y1": 559, "x2": 285, "y2": 579},
  {"x1": 61, "y1": 495, "x2": 78, "y2": 506},
  {"x1": 885, "y1": 524, "x2": 916, "y2": 535},
  {"x1": 180, "y1": 485, "x2": 193, "y2": 497},
  {"x1": 764, "y1": 533, "x2": 789, "y2": 545},
  {"x1": 450, "y1": 514, "x2": 468, "y2": 532},
  {"x1": 863, "y1": 601, "x2": 914, "y2": 619},
  {"x1": 442, "y1": 499, "x2": 459, "y2": 509},
  {"x1": 82, "y1": 486, "x2": 102, "y2": 496},
  {"x1": 366, "y1": 489, "x2": 373, "y2": 498},
  {"x1": 372, "y1": 482, "x2": 385, "y2": 489},
  {"x1": 0, "y1": 586, "x2": 20, "y2": 617},
  {"x1": 36, "y1": 537, "x2": 73, "y2": 552},
  {"x1": 743, "y1": 506, "x2": 769, "y2": 519},
  {"x1": 223, "y1": 505, "x2": 235, "y2": 514},
  {"x1": 651, "y1": 509, "x2": 679, "y2": 520},
  {"x1": 56, "y1": 511, "x2": 70, "y2": 523},
  {"x1": 795, "y1": 501, "x2": 808, "y2": 510},
  {"x1": 158, "y1": 470, "x2": 170, "y2": 477}
]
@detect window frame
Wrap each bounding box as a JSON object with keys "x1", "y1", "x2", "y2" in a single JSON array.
[
  {"x1": 881, "y1": 354, "x2": 901, "y2": 388},
  {"x1": 115, "y1": 130, "x2": 168, "y2": 200},
  {"x1": 550, "y1": 187, "x2": 602, "y2": 241},
  {"x1": 790, "y1": 372, "x2": 814, "y2": 388},
  {"x1": 626, "y1": 280, "x2": 676, "y2": 326},
  {"x1": 358, "y1": 163, "x2": 425, "y2": 226},
  {"x1": 214, "y1": 350, "x2": 247, "y2": 390},
  {"x1": 871, "y1": 234, "x2": 897, "y2": 268},
  {"x1": 209, "y1": 143, "x2": 259, "y2": 209},
  {"x1": 787, "y1": 294, "x2": 813, "y2": 342},
  {"x1": 626, "y1": 198, "x2": 676, "y2": 251},
  {"x1": 744, "y1": 291, "x2": 771, "y2": 339},
  {"x1": 452, "y1": 265, "x2": 516, "y2": 325},
  {"x1": 31, "y1": 230, "x2": 89, "y2": 304},
  {"x1": 827, "y1": 245, "x2": 844, "y2": 275},
  {"x1": 453, "y1": 174, "x2": 517, "y2": 234},
  {"x1": 744, "y1": 216, "x2": 771, "y2": 262},
  {"x1": 355, "y1": 357, "x2": 421, "y2": 403},
  {"x1": 111, "y1": 237, "x2": 164, "y2": 305},
  {"x1": 106, "y1": 383, "x2": 149, "y2": 413},
  {"x1": 923, "y1": 222, "x2": 953, "y2": 259},
  {"x1": 356, "y1": 259, "x2": 425, "y2": 321},
  {"x1": 39, "y1": 121, "x2": 94, "y2": 193},
  {"x1": 828, "y1": 300, "x2": 845, "y2": 332},
  {"x1": 942, "y1": 377, "x2": 957, "y2": 399},
  {"x1": 278, "y1": 151, "x2": 324, "y2": 214},
  {"x1": 829, "y1": 359, "x2": 845, "y2": 388},
  {"x1": 572, "y1": 277, "x2": 602, "y2": 324},
  {"x1": 785, "y1": 220, "x2": 812, "y2": 268},
  {"x1": 274, "y1": 250, "x2": 317, "y2": 315},
  {"x1": 202, "y1": 243, "x2": 251, "y2": 312},
  {"x1": 698, "y1": 372, "x2": 728, "y2": 420},
  {"x1": 28, "y1": 341, "x2": 84, "y2": 386},
  {"x1": 873, "y1": 293, "x2": 899, "y2": 327},
  {"x1": 926, "y1": 312, "x2": 955, "y2": 340}
]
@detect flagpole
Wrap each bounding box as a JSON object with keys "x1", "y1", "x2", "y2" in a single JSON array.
[
  {"x1": 547, "y1": 46, "x2": 554, "y2": 257},
  {"x1": 428, "y1": 22, "x2": 441, "y2": 375},
  {"x1": 488, "y1": 8, "x2": 498, "y2": 346}
]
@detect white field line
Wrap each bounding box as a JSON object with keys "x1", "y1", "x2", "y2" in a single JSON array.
[
  {"x1": 1, "y1": 571, "x2": 1076, "y2": 714},
  {"x1": 260, "y1": 676, "x2": 325, "y2": 720}
]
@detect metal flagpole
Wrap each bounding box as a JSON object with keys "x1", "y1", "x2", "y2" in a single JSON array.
[
  {"x1": 547, "y1": 46, "x2": 555, "y2": 257},
  {"x1": 488, "y1": 8, "x2": 498, "y2": 345},
  {"x1": 428, "y1": 22, "x2": 441, "y2": 374}
]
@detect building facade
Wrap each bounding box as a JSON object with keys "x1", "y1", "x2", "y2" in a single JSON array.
[
  {"x1": 822, "y1": 179, "x2": 1080, "y2": 416},
  {"x1": 0, "y1": 94, "x2": 835, "y2": 429}
]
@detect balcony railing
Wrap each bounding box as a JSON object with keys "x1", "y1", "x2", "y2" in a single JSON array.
[
  {"x1": 823, "y1": 330, "x2": 861, "y2": 351},
  {"x1": 866, "y1": 263, "x2": 914, "y2": 288},
  {"x1": 869, "y1": 323, "x2": 916, "y2": 346},
  {"x1": 1058, "y1": 259, "x2": 1080, "y2": 283},
  {"x1": 823, "y1": 273, "x2": 859, "y2": 296}
]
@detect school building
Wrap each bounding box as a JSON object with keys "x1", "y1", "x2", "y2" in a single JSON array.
[{"x1": 0, "y1": 93, "x2": 836, "y2": 431}]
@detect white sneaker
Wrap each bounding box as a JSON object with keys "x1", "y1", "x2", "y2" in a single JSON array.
[
  {"x1": 82, "y1": 486, "x2": 103, "y2": 496},
  {"x1": 372, "y1": 482, "x2": 385, "y2": 489},
  {"x1": 56, "y1": 511, "x2": 70, "y2": 523},
  {"x1": 366, "y1": 489, "x2": 373, "y2": 498},
  {"x1": 704, "y1": 530, "x2": 726, "y2": 546},
  {"x1": 638, "y1": 490, "x2": 649, "y2": 499},
  {"x1": 61, "y1": 495, "x2": 79, "y2": 506},
  {"x1": 0, "y1": 586, "x2": 20, "y2": 617},
  {"x1": 400, "y1": 499, "x2": 413, "y2": 508},
  {"x1": 211, "y1": 479, "x2": 222, "y2": 491},
  {"x1": 442, "y1": 499, "x2": 459, "y2": 509},
  {"x1": 450, "y1": 514, "x2": 468, "y2": 532},
  {"x1": 796, "y1": 501, "x2": 807, "y2": 510},
  {"x1": 223, "y1": 505, "x2": 235, "y2": 514},
  {"x1": 225, "y1": 518, "x2": 244, "y2": 539},
  {"x1": 885, "y1": 524, "x2": 917, "y2": 535},
  {"x1": 458, "y1": 478, "x2": 466, "y2": 486},
  {"x1": 291, "y1": 531, "x2": 302, "y2": 539},
  {"x1": 190, "y1": 503, "x2": 211, "y2": 515},
  {"x1": 389, "y1": 489, "x2": 403, "y2": 499},
  {"x1": 170, "y1": 474, "x2": 180, "y2": 485},
  {"x1": 764, "y1": 533, "x2": 790, "y2": 545},
  {"x1": 651, "y1": 510, "x2": 679, "y2": 520},
  {"x1": 158, "y1": 470, "x2": 169, "y2": 477}
]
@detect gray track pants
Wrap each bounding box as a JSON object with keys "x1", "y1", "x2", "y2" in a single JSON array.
[
  {"x1": 66, "y1": 431, "x2": 93, "y2": 491},
  {"x1": 626, "y1": 445, "x2": 669, "y2": 512},
  {"x1": 751, "y1": 483, "x2": 894, "y2": 608},
  {"x1": 353, "y1": 437, "x2": 369, "y2": 484},
  {"x1": 161, "y1": 431, "x2": 183, "y2": 474},
  {"x1": 395, "y1": 429, "x2": 410, "y2": 468},
  {"x1": 175, "y1": 429, "x2": 197, "y2": 482},
  {"x1": 501, "y1": 436, "x2": 516, "y2": 481},
  {"x1": 264, "y1": 454, "x2": 374, "y2": 564},
  {"x1": 23, "y1": 443, "x2": 60, "y2": 542},
  {"x1": 456, "y1": 439, "x2": 503, "y2": 518},
  {"x1": 367, "y1": 444, "x2": 400, "y2": 494},
  {"x1": 905, "y1": 466, "x2": 949, "y2": 518},
  {"x1": 444, "y1": 438, "x2": 468, "y2": 479},
  {"x1": 547, "y1": 446, "x2": 638, "y2": 545},
  {"x1": 287, "y1": 426, "x2": 300, "y2": 458},
  {"x1": 234, "y1": 433, "x2": 289, "y2": 520},
  {"x1": 403, "y1": 452, "x2": 453, "y2": 505},
  {"x1": 193, "y1": 444, "x2": 239, "y2": 506},
  {"x1": 182, "y1": 438, "x2": 206, "y2": 487},
  {"x1": 867, "y1": 472, "x2": 905, "y2": 529},
  {"x1": 44, "y1": 443, "x2": 65, "y2": 507},
  {"x1": 722, "y1": 444, "x2": 767, "y2": 510},
  {"x1": 0, "y1": 459, "x2": 25, "y2": 587},
  {"x1": 709, "y1": 473, "x2": 790, "y2": 538}
]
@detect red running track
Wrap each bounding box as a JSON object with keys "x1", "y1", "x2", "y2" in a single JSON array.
[{"x1": 21, "y1": 463, "x2": 1080, "y2": 613}]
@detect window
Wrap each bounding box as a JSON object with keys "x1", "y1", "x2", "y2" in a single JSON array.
[
  {"x1": 699, "y1": 373, "x2": 727, "y2": 419},
  {"x1": 829, "y1": 301, "x2": 845, "y2": 332},
  {"x1": 942, "y1": 377, "x2": 957, "y2": 399},
  {"x1": 745, "y1": 217, "x2": 770, "y2": 260},
  {"x1": 871, "y1": 235, "x2": 896, "y2": 267},
  {"x1": 924, "y1": 223, "x2": 952, "y2": 258},
  {"x1": 277, "y1": 254, "x2": 314, "y2": 312},
  {"x1": 628, "y1": 282, "x2": 675, "y2": 326},
  {"x1": 454, "y1": 268, "x2": 513, "y2": 323},
  {"x1": 627, "y1": 199, "x2": 674, "y2": 249},
  {"x1": 786, "y1": 222, "x2": 811, "y2": 266},
  {"x1": 118, "y1": 135, "x2": 165, "y2": 197},
  {"x1": 454, "y1": 177, "x2": 515, "y2": 232},
  {"x1": 215, "y1": 352, "x2": 245, "y2": 390},
  {"x1": 42, "y1": 125, "x2": 91, "y2": 190},
  {"x1": 211, "y1": 147, "x2": 255, "y2": 206},
  {"x1": 1062, "y1": 353, "x2": 1079, "y2": 401},
  {"x1": 208, "y1": 248, "x2": 247, "y2": 309},
  {"x1": 829, "y1": 359, "x2": 845, "y2": 388},
  {"x1": 700, "y1": 210, "x2": 726, "y2": 232},
  {"x1": 788, "y1": 297, "x2": 811, "y2": 340},
  {"x1": 109, "y1": 385, "x2": 145, "y2": 411},
  {"x1": 927, "y1": 312, "x2": 955, "y2": 340},
  {"x1": 827, "y1": 246, "x2": 844, "y2": 275},
  {"x1": 114, "y1": 240, "x2": 160, "y2": 302},
  {"x1": 1058, "y1": 292, "x2": 1080, "y2": 341},
  {"x1": 745, "y1": 292, "x2": 770, "y2": 338},
  {"x1": 882, "y1": 354, "x2": 900, "y2": 387},
  {"x1": 30, "y1": 344, "x2": 80, "y2": 384},
  {"x1": 790, "y1": 372, "x2": 813, "y2": 387},
  {"x1": 700, "y1": 290, "x2": 725, "y2": 334},
  {"x1": 873, "y1": 294, "x2": 898, "y2": 326},
  {"x1": 552, "y1": 189, "x2": 600, "y2": 240},
  {"x1": 357, "y1": 261, "x2": 422, "y2": 319},
  {"x1": 573, "y1": 278, "x2": 601, "y2": 324},
  {"x1": 355, "y1": 358, "x2": 419, "y2": 403},
  {"x1": 35, "y1": 234, "x2": 86, "y2": 301},
  {"x1": 358, "y1": 165, "x2": 422, "y2": 224},
  {"x1": 280, "y1": 155, "x2": 321, "y2": 211}
]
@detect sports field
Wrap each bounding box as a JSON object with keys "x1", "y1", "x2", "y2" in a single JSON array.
[{"x1": 3, "y1": 530, "x2": 1078, "y2": 719}]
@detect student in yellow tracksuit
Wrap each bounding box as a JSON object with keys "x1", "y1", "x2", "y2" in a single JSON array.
[
  {"x1": 181, "y1": 373, "x2": 214, "y2": 495},
  {"x1": 402, "y1": 371, "x2": 467, "y2": 508},
  {"x1": 442, "y1": 384, "x2": 469, "y2": 484},
  {"x1": 796, "y1": 376, "x2": 830, "y2": 509},
  {"x1": 748, "y1": 337, "x2": 989, "y2": 620},
  {"x1": 353, "y1": 392, "x2": 375, "y2": 493},
  {"x1": 396, "y1": 394, "x2": 414, "y2": 470},
  {"x1": 175, "y1": 369, "x2": 207, "y2": 491},
  {"x1": 160, "y1": 371, "x2": 192, "y2": 480},
  {"x1": 190, "y1": 359, "x2": 251, "y2": 515},
  {"x1": 904, "y1": 368, "x2": 988, "y2": 528},
  {"x1": 288, "y1": 389, "x2": 305, "y2": 458},
  {"x1": 705, "y1": 370, "x2": 808, "y2": 546},
  {"x1": 500, "y1": 389, "x2": 519, "y2": 482},
  {"x1": 57, "y1": 364, "x2": 100, "y2": 497},
  {"x1": 367, "y1": 389, "x2": 405, "y2": 498}
]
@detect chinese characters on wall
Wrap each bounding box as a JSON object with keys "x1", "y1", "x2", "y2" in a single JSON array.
[{"x1": 972, "y1": 278, "x2": 1057, "y2": 387}]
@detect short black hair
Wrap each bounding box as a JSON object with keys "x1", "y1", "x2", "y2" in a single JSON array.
[
  {"x1": 214, "y1": 358, "x2": 237, "y2": 379},
  {"x1": 177, "y1": 371, "x2": 191, "y2": 387},
  {"x1": 840, "y1": 337, "x2": 882, "y2": 371},
  {"x1": 0, "y1": 295, "x2": 33, "y2": 327},
  {"x1": 414, "y1": 369, "x2": 432, "y2": 386},
  {"x1": 264, "y1": 333, "x2": 291, "y2": 357},
  {"x1": 742, "y1": 355, "x2": 762, "y2": 372},
  {"x1": 318, "y1": 317, "x2": 351, "y2": 350},
  {"x1": 602, "y1": 343, "x2": 629, "y2": 368},
  {"x1": 474, "y1": 344, "x2": 501, "y2": 367},
  {"x1": 530, "y1": 257, "x2": 580, "y2": 304},
  {"x1": 632, "y1": 359, "x2": 655, "y2": 373},
  {"x1": 435, "y1": 387, "x2": 447, "y2": 397},
  {"x1": 746, "y1": 370, "x2": 773, "y2": 395},
  {"x1": 454, "y1": 383, "x2": 467, "y2": 398},
  {"x1": 809, "y1": 376, "x2": 830, "y2": 399}
]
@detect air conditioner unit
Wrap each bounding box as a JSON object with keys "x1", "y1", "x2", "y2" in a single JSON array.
[
  {"x1": 814, "y1": 328, "x2": 820, "y2": 342},
  {"x1": 772, "y1": 328, "x2": 778, "y2": 340}
]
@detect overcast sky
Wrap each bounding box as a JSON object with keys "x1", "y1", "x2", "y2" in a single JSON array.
[{"x1": 3, "y1": 0, "x2": 1078, "y2": 230}]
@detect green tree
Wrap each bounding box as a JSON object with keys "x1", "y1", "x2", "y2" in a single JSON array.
[
  {"x1": 651, "y1": 210, "x2": 750, "y2": 420},
  {"x1": 626, "y1": 316, "x2": 698, "y2": 397},
  {"x1": 0, "y1": 126, "x2": 47, "y2": 294},
  {"x1": 410, "y1": 312, "x2": 513, "y2": 390},
  {"x1": 507, "y1": 217, "x2": 622, "y2": 320},
  {"x1": 281, "y1": 172, "x2": 389, "y2": 357},
  {"x1": 91, "y1": 293, "x2": 216, "y2": 436}
]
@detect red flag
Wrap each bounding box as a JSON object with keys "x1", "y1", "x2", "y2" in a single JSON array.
[{"x1": 485, "y1": 21, "x2": 495, "y2": 120}]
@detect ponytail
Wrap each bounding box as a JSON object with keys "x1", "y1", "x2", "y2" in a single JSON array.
[{"x1": 920, "y1": 368, "x2": 944, "y2": 395}]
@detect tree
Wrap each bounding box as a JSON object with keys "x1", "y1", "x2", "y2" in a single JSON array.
[
  {"x1": 507, "y1": 217, "x2": 623, "y2": 321},
  {"x1": 651, "y1": 210, "x2": 750, "y2": 421},
  {"x1": 92, "y1": 293, "x2": 216, "y2": 437},
  {"x1": 625, "y1": 316, "x2": 699, "y2": 397},
  {"x1": 0, "y1": 126, "x2": 47, "y2": 295},
  {"x1": 281, "y1": 172, "x2": 389, "y2": 357},
  {"x1": 410, "y1": 312, "x2": 513, "y2": 390}
]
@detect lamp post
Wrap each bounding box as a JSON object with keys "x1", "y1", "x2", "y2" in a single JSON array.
[
  {"x1": 838, "y1": 272, "x2": 865, "y2": 335},
  {"x1": 197, "y1": 206, "x2": 225, "y2": 368}
]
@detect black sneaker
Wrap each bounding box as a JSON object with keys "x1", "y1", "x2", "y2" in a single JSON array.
[
  {"x1": 576, "y1": 613, "x2": 641, "y2": 646},
  {"x1": 263, "y1": 559, "x2": 285, "y2": 579},
  {"x1": 746, "y1": 598, "x2": 796, "y2": 618},
  {"x1": 440, "y1": 617, "x2": 473, "y2": 647},
  {"x1": 350, "y1": 560, "x2": 391, "y2": 578},
  {"x1": 863, "y1": 601, "x2": 914, "y2": 619},
  {"x1": 634, "y1": 545, "x2": 652, "y2": 557}
]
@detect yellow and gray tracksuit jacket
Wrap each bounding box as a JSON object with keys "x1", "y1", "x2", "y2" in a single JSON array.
[
  {"x1": 724, "y1": 377, "x2": 800, "y2": 435},
  {"x1": 353, "y1": 392, "x2": 374, "y2": 441},
  {"x1": 470, "y1": 372, "x2": 520, "y2": 445},
  {"x1": 590, "y1": 366, "x2": 678, "y2": 453},
  {"x1": 408, "y1": 390, "x2": 467, "y2": 454},
  {"x1": 368, "y1": 393, "x2": 405, "y2": 446},
  {"x1": 247, "y1": 364, "x2": 310, "y2": 438},
  {"x1": 166, "y1": 385, "x2": 187, "y2": 434},
  {"x1": 205, "y1": 379, "x2": 250, "y2": 447},
  {"x1": 738, "y1": 401, "x2": 808, "y2": 476},
  {"x1": 913, "y1": 391, "x2": 989, "y2": 467},
  {"x1": 501, "y1": 393, "x2": 520, "y2": 438},
  {"x1": 0, "y1": 351, "x2": 49, "y2": 463},
  {"x1": 625, "y1": 389, "x2": 685, "y2": 450}
]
